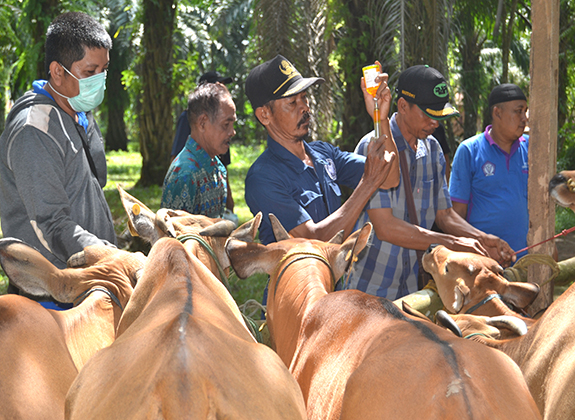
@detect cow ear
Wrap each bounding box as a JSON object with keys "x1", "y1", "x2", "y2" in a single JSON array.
[
  {"x1": 118, "y1": 186, "x2": 166, "y2": 244},
  {"x1": 200, "y1": 220, "x2": 237, "y2": 238},
  {"x1": 453, "y1": 282, "x2": 470, "y2": 313},
  {"x1": 228, "y1": 212, "x2": 262, "y2": 243},
  {"x1": 225, "y1": 238, "x2": 279, "y2": 279},
  {"x1": 270, "y1": 213, "x2": 291, "y2": 242},
  {"x1": 500, "y1": 281, "x2": 540, "y2": 309},
  {"x1": 332, "y1": 223, "x2": 373, "y2": 276},
  {"x1": 0, "y1": 238, "x2": 58, "y2": 299}
]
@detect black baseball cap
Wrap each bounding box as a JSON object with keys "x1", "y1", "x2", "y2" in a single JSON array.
[
  {"x1": 199, "y1": 71, "x2": 233, "y2": 85},
  {"x1": 245, "y1": 55, "x2": 324, "y2": 109},
  {"x1": 488, "y1": 84, "x2": 527, "y2": 107},
  {"x1": 396, "y1": 65, "x2": 459, "y2": 120}
]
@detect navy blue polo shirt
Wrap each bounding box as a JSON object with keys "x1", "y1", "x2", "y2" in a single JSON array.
[{"x1": 245, "y1": 135, "x2": 365, "y2": 245}]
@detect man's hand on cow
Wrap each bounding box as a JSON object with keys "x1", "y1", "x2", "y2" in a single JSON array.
[
  {"x1": 447, "y1": 236, "x2": 491, "y2": 257},
  {"x1": 479, "y1": 234, "x2": 517, "y2": 267}
]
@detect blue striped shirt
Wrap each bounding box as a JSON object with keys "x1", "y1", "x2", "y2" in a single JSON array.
[{"x1": 347, "y1": 113, "x2": 451, "y2": 299}]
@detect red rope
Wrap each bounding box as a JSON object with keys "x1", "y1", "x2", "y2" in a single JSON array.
[{"x1": 513, "y1": 225, "x2": 575, "y2": 255}]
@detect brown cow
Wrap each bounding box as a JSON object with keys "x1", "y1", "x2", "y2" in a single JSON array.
[
  {"x1": 65, "y1": 192, "x2": 307, "y2": 419},
  {"x1": 0, "y1": 240, "x2": 145, "y2": 420},
  {"x1": 65, "y1": 235, "x2": 307, "y2": 419},
  {"x1": 226, "y1": 215, "x2": 542, "y2": 420},
  {"x1": 549, "y1": 170, "x2": 575, "y2": 211},
  {"x1": 421, "y1": 244, "x2": 540, "y2": 323},
  {"x1": 424, "y1": 245, "x2": 575, "y2": 419}
]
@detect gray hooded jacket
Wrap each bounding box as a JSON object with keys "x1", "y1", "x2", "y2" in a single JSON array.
[{"x1": 0, "y1": 87, "x2": 117, "y2": 269}]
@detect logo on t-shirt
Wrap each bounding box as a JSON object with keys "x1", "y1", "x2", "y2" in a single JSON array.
[
  {"x1": 482, "y1": 161, "x2": 495, "y2": 177},
  {"x1": 324, "y1": 158, "x2": 337, "y2": 181}
]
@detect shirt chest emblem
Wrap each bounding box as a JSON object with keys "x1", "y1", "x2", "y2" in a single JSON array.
[
  {"x1": 324, "y1": 158, "x2": 337, "y2": 181},
  {"x1": 482, "y1": 161, "x2": 495, "y2": 177}
]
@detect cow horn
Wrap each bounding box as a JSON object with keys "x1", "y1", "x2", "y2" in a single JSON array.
[
  {"x1": 270, "y1": 213, "x2": 291, "y2": 242},
  {"x1": 200, "y1": 220, "x2": 237, "y2": 237},
  {"x1": 435, "y1": 310, "x2": 462, "y2": 337},
  {"x1": 156, "y1": 209, "x2": 177, "y2": 238},
  {"x1": 328, "y1": 230, "x2": 345, "y2": 244},
  {"x1": 486, "y1": 315, "x2": 528, "y2": 336},
  {"x1": 67, "y1": 251, "x2": 86, "y2": 268}
]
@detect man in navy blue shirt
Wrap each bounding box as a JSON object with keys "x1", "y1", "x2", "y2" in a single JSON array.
[{"x1": 244, "y1": 55, "x2": 399, "y2": 245}]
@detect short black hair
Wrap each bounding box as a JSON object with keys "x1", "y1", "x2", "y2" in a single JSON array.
[
  {"x1": 45, "y1": 12, "x2": 112, "y2": 78},
  {"x1": 187, "y1": 83, "x2": 232, "y2": 127}
]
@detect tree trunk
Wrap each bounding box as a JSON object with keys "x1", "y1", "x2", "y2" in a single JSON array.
[
  {"x1": 105, "y1": 44, "x2": 129, "y2": 151},
  {"x1": 460, "y1": 28, "x2": 483, "y2": 139},
  {"x1": 30, "y1": 0, "x2": 60, "y2": 79},
  {"x1": 500, "y1": 0, "x2": 519, "y2": 83},
  {"x1": 138, "y1": 0, "x2": 176, "y2": 187},
  {"x1": 339, "y1": 0, "x2": 376, "y2": 151},
  {"x1": 528, "y1": 0, "x2": 559, "y2": 314}
]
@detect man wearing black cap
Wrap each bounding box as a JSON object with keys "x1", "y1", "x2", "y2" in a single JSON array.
[
  {"x1": 244, "y1": 55, "x2": 399, "y2": 246},
  {"x1": 449, "y1": 83, "x2": 529, "y2": 259},
  {"x1": 347, "y1": 65, "x2": 516, "y2": 300}
]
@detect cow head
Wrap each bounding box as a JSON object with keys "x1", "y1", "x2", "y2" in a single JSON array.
[
  {"x1": 117, "y1": 186, "x2": 238, "y2": 277},
  {"x1": 226, "y1": 214, "x2": 372, "y2": 283},
  {"x1": 549, "y1": 170, "x2": 575, "y2": 211},
  {"x1": 422, "y1": 245, "x2": 539, "y2": 315},
  {"x1": 0, "y1": 238, "x2": 145, "y2": 304}
]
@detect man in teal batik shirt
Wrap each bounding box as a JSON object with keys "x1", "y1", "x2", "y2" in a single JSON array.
[{"x1": 162, "y1": 83, "x2": 236, "y2": 218}]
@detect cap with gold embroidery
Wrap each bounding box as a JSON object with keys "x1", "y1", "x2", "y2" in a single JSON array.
[
  {"x1": 396, "y1": 65, "x2": 459, "y2": 120},
  {"x1": 245, "y1": 55, "x2": 325, "y2": 109}
]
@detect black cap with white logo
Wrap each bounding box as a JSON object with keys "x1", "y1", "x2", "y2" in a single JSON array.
[{"x1": 396, "y1": 65, "x2": 459, "y2": 120}]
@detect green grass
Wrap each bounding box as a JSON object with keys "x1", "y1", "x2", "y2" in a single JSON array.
[{"x1": 0, "y1": 141, "x2": 268, "y2": 306}]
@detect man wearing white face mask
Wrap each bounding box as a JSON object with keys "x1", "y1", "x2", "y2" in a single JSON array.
[{"x1": 0, "y1": 12, "x2": 116, "y2": 285}]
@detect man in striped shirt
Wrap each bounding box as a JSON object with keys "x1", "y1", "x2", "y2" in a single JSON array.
[{"x1": 347, "y1": 65, "x2": 516, "y2": 300}]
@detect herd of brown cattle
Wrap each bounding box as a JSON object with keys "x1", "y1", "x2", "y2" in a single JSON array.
[{"x1": 0, "y1": 176, "x2": 574, "y2": 419}]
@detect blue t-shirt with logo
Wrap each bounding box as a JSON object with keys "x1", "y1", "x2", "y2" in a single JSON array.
[{"x1": 449, "y1": 126, "x2": 529, "y2": 258}]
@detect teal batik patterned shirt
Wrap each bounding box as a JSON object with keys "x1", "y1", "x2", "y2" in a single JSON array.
[{"x1": 161, "y1": 136, "x2": 227, "y2": 218}]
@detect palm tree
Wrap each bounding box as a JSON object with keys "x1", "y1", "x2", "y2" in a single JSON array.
[
  {"x1": 138, "y1": 0, "x2": 176, "y2": 186},
  {"x1": 104, "y1": 0, "x2": 134, "y2": 151}
]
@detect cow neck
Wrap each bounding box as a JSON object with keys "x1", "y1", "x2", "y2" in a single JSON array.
[
  {"x1": 272, "y1": 249, "x2": 335, "y2": 297},
  {"x1": 177, "y1": 233, "x2": 229, "y2": 289}
]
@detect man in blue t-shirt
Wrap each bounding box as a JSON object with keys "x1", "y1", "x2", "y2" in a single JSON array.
[
  {"x1": 244, "y1": 55, "x2": 399, "y2": 246},
  {"x1": 449, "y1": 84, "x2": 529, "y2": 259}
]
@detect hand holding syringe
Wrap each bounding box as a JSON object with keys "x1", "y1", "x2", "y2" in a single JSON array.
[{"x1": 361, "y1": 61, "x2": 400, "y2": 189}]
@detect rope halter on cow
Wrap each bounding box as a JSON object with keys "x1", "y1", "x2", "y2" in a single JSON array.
[
  {"x1": 464, "y1": 293, "x2": 503, "y2": 315},
  {"x1": 73, "y1": 287, "x2": 124, "y2": 311},
  {"x1": 272, "y1": 250, "x2": 336, "y2": 295},
  {"x1": 177, "y1": 233, "x2": 229, "y2": 289}
]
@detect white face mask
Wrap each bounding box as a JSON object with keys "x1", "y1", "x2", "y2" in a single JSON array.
[{"x1": 49, "y1": 64, "x2": 107, "y2": 112}]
